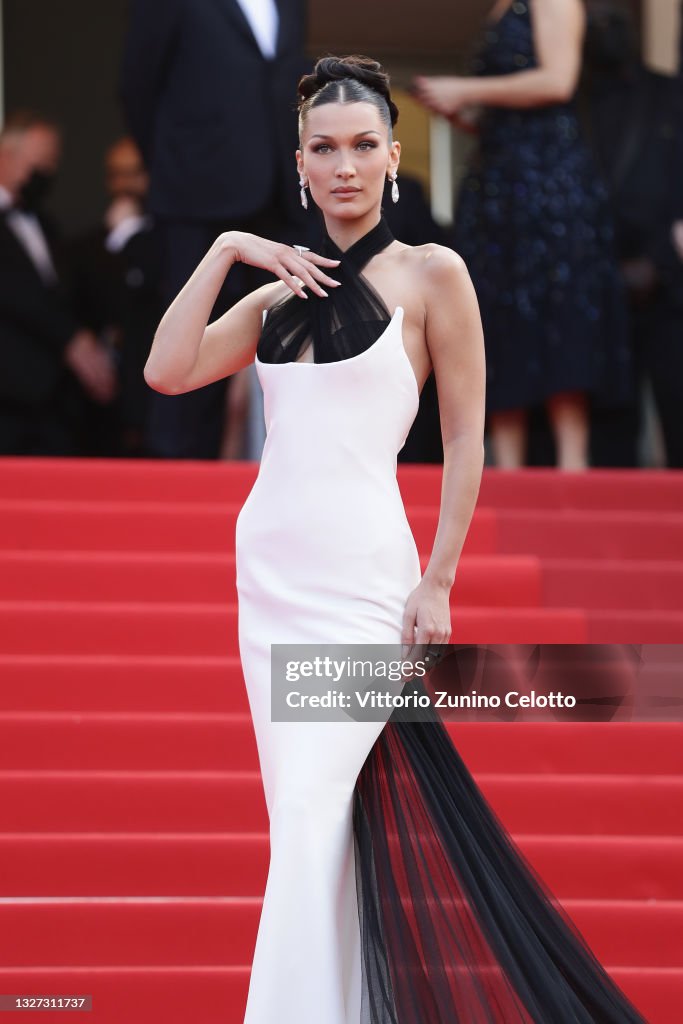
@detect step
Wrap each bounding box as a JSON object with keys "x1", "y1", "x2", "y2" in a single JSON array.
[
  {"x1": 4, "y1": 457, "x2": 683, "y2": 513},
  {"x1": 0, "y1": 456, "x2": 259, "y2": 503},
  {"x1": 0, "y1": 499, "x2": 495, "y2": 557},
  {"x1": 0, "y1": 897, "x2": 680, "y2": 968},
  {"x1": 0, "y1": 715, "x2": 680, "y2": 774},
  {"x1": 0, "y1": 656, "x2": 244, "y2": 712},
  {"x1": 477, "y1": 468, "x2": 683, "y2": 513},
  {"x1": 0, "y1": 600, "x2": 589, "y2": 651},
  {"x1": 0, "y1": 965, "x2": 673, "y2": 1024},
  {"x1": 0, "y1": 833, "x2": 680, "y2": 899},
  {"x1": 542, "y1": 559, "x2": 683, "y2": 611},
  {"x1": 0, "y1": 551, "x2": 542, "y2": 609},
  {"x1": 587, "y1": 610, "x2": 683, "y2": 643},
  {"x1": 497, "y1": 509, "x2": 683, "y2": 561},
  {"x1": 0, "y1": 655, "x2": 680, "y2": 720},
  {"x1": 0, "y1": 649, "x2": 658, "y2": 720},
  {"x1": 1, "y1": 771, "x2": 680, "y2": 836},
  {"x1": 4, "y1": 497, "x2": 682, "y2": 562},
  {"x1": 4, "y1": 569, "x2": 683, "y2": 641}
]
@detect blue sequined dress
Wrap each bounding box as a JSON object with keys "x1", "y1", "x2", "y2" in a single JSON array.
[{"x1": 451, "y1": 0, "x2": 633, "y2": 414}]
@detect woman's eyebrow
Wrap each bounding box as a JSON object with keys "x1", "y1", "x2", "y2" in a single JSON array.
[{"x1": 310, "y1": 130, "x2": 382, "y2": 140}]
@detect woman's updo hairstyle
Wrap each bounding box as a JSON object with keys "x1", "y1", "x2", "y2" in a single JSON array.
[{"x1": 297, "y1": 55, "x2": 399, "y2": 143}]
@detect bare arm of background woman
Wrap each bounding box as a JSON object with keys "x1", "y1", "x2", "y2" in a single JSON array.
[{"x1": 413, "y1": 0, "x2": 585, "y2": 115}]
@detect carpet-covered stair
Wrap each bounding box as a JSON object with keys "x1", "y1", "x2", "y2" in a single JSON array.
[{"x1": 0, "y1": 457, "x2": 682, "y2": 1022}]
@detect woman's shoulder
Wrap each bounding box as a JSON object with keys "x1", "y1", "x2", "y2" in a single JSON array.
[{"x1": 394, "y1": 240, "x2": 471, "y2": 292}]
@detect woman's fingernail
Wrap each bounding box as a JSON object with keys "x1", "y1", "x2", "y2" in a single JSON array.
[{"x1": 320, "y1": 289, "x2": 329, "y2": 297}]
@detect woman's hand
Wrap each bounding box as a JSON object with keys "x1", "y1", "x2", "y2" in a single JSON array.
[
  {"x1": 401, "y1": 577, "x2": 453, "y2": 667},
  {"x1": 412, "y1": 75, "x2": 478, "y2": 118},
  {"x1": 224, "y1": 231, "x2": 342, "y2": 300},
  {"x1": 450, "y1": 107, "x2": 483, "y2": 136}
]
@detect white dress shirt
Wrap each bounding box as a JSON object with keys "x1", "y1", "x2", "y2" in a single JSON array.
[
  {"x1": 233, "y1": 0, "x2": 279, "y2": 59},
  {"x1": 104, "y1": 213, "x2": 152, "y2": 254},
  {"x1": 0, "y1": 182, "x2": 59, "y2": 285}
]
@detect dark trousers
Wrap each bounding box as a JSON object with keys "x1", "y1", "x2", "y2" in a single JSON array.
[
  {"x1": 589, "y1": 301, "x2": 683, "y2": 468},
  {"x1": 145, "y1": 200, "x2": 309, "y2": 460},
  {"x1": 0, "y1": 376, "x2": 82, "y2": 456},
  {"x1": 525, "y1": 300, "x2": 683, "y2": 468},
  {"x1": 647, "y1": 304, "x2": 683, "y2": 467}
]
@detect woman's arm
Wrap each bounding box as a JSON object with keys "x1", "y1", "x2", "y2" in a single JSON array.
[
  {"x1": 422, "y1": 248, "x2": 486, "y2": 588},
  {"x1": 471, "y1": 0, "x2": 585, "y2": 106},
  {"x1": 144, "y1": 232, "x2": 340, "y2": 395},
  {"x1": 414, "y1": 0, "x2": 585, "y2": 116},
  {"x1": 401, "y1": 248, "x2": 486, "y2": 651}
]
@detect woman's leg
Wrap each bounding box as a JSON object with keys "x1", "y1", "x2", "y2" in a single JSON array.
[
  {"x1": 546, "y1": 391, "x2": 589, "y2": 471},
  {"x1": 241, "y1": 639, "x2": 393, "y2": 1024},
  {"x1": 489, "y1": 408, "x2": 528, "y2": 468}
]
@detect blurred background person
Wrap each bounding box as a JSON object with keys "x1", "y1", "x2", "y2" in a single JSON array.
[
  {"x1": 120, "y1": 0, "x2": 312, "y2": 460},
  {"x1": 0, "y1": 111, "x2": 116, "y2": 456},
  {"x1": 413, "y1": 0, "x2": 634, "y2": 470},
  {"x1": 581, "y1": 1, "x2": 683, "y2": 468},
  {"x1": 667, "y1": 204, "x2": 683, "y2": 467},
  {"x1": 68, "y1": 136, "x2": 164, "y2": 456}
]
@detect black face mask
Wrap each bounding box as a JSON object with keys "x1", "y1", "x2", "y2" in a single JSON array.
[{"x1": 18, "y1": 168, "x2": 57, "y2": 211}]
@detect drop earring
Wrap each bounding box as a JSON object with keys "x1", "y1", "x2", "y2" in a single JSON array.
[
  {"x1": 299, "y1": 176, "x2": 308, "y2": 210},
  {"x1": 390, "y1": 171, "x2": 399, "y2": 204}
]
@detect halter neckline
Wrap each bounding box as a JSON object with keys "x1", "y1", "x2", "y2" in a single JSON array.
[
  {"x1": 257, "y1": 212, "x2": 397, "y2": 365},
  {"x1": 320, "y1": 214, "x2": 395, "y2": 269}
]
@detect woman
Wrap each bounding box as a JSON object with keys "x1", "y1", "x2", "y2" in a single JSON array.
[
  {"x1": 145, "y1": 55, "x2": 646, "y2": 1024},
  {"x1": 414, "y1": 0, "x2": 633, "y2": 469}
]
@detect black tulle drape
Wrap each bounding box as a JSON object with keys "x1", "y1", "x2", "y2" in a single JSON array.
[
  {"x1": 256, "y1": 215, "x2": 396, "y2": 364},
  {"x1": 352, "y1": 670, "x2": 649, "y2": 1024}
]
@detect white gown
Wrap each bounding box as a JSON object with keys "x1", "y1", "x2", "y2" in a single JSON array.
[
  {"x1": 235, "y1": 303, "x2": 421, "y2": 1024},
  {"x1": 233, "y1": 220, "x2": 648, "y2": 1024}
]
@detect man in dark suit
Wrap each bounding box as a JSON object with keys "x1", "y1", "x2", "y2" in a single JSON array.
[
  {"x1": 68, "y1": 136, "x2": 165, "y2": 457},
  {"x1": 120, "y1": 0, "x2": 311, "y2": 459},
  {"x1": 0, "y1": 113, "x2": 116, "y2": 455},
  {"x1": 581, "y1": 2, "x2": 683, "y2": 467}
]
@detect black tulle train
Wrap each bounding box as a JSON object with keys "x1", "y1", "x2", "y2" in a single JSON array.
[{"x1": 352, "y1": 674, "x2": 648, "y2": 1024}]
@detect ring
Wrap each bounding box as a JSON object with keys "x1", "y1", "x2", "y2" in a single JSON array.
[
  {"x1": 424, "y1": 645, "x2": 444, "y2": 666},
  {"x1": 293, "y1": 244, "x2": 310, "y2": 257}
]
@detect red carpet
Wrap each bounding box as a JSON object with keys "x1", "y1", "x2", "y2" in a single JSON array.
[{"x1": 0, "y1": 457, "x2": 681, "y2": 1022}]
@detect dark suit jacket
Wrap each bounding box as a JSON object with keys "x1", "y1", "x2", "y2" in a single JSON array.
[
  {"x1": 120, "y1": 0, "x2": 309, "y2": 223},
  {"x1": 68, "y1": 218, "x2": 165, "y2": 427},
  {"x1": 0, "y1": 209, "x2": 78, "y2": 406},
  {"x1": 584, "y1": 66, "x2": 683, "y2": 307}
]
